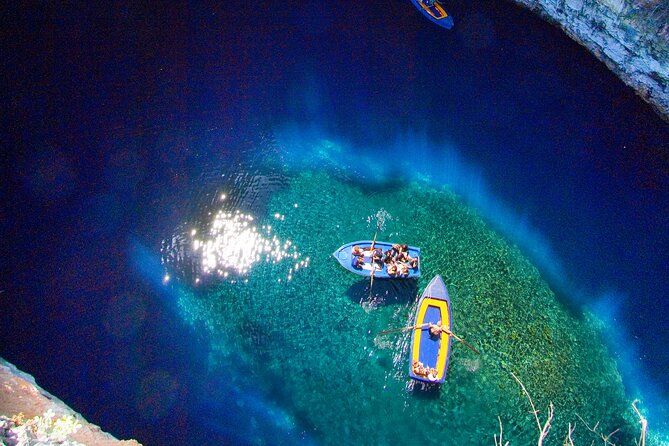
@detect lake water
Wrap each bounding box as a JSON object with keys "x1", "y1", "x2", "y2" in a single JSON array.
[{"x1": 3, "y1": 0, "x2": 668, "y2": 445}]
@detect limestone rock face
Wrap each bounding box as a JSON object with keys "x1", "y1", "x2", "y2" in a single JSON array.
[
  {"x1": 0, "y1": 358, "x2": 142, "y2": 446},
  {"x1": 510, "y1": 0, "x2": 669, "y2": 121}
]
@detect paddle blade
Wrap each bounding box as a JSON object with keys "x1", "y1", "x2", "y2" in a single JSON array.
[
  {"x1": 378, "y1": 324, "x2": 427, "y2": 336},
  {"x1": 446, "y1": 330, "x2": 480, "y2": 355}
]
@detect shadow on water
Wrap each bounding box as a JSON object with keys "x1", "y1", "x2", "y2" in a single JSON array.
[
  {"x1": 346, "y1": 279, "x2": 418, "y2": 306},
  {"x1": 325, "y1": 164, "x2": 415, "y2": 198},
  {"x1": 410, "y1": 381, "x2": 442, "y2": 400}
]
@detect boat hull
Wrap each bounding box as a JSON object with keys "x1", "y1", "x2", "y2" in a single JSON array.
[
  {"x1": 409, "y1": 275, "x2": 452, "y2": 384},
  {"x1": 410, "y1": 0, "x2": 454, "y2": 30},
  {"x1": 332, "y1": 241, "x2": 421, "y2": 279}
]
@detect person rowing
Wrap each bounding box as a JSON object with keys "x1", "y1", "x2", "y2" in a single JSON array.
[
  {"x1": 371, "y1": 247, "x2": 383, "y2": 266},
  {"x1": 428, "y1": 320, "x2": 444, "y2": 337}
]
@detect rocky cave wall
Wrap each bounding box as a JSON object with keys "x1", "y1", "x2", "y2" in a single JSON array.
[{"x1": 510, "y1": 0, "x2": 669, "y2": 122}]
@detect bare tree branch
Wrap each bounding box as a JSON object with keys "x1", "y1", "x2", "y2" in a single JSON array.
[
  {"x1": 495, "y1": 416, "x2": 510, "y2": 446},
  {"x1": 563, "y1": 422, "x2": 575, "y2": 446},
  {"x1": 510, "y1": 372, "x2": 553, "y2": 446},
  {"x1": 510, "y1": 372, "x2": 543, "y2": 433},
  {"x1": 575, "y1": 413, "x2": 619, "y2": 445},
  {"x1": 498, "y1": 373, "x2": 643, "y2": 446},
  {"x1": 632, "y1": 400, "x2": 647, "y2": 446},
  {"x1": 539, "y1": 403, "x2": 555, "y2": 445}
]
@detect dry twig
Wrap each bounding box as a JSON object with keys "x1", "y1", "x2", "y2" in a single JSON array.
[
  {"x1": 495, "y1": 416, "x2": 510, "y2": 446},
  {"x1": 575, "y1": 413, "x2": 619, "y2": 445},
  {"x1": 631, "y1": 400, "x2": 647, "y2": 446},
  {"x1": 563, "y1": 422, "x2": 575, "y2": 446},
  {"x1": 497, "y1": 375, "x2": 648, "y2": 446},
  {"x1": 510, "y1": 372, "x2": 554, "y2": 446}
]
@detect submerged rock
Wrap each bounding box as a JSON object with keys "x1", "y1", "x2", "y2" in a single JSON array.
[
  {"x1": 0, "y1": 358, "x2": 142, "y2": 446},
  {"x1": 511, "y1": 0, "x2": 669, "y2": 121}
]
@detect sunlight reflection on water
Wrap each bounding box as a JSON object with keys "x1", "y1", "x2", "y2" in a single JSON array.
[
  {"x1": 162, "y1": 208, "x2": 309, "y2": 285},
  {"x1": 195, "y1": 210, "x2": 299, "y2": 276}
]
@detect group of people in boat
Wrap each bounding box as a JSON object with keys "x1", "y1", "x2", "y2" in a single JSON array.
[
  {"x1": 350, "y1": 243, "x2": 419, "y2": 277},
  {"x1": 411, "y1": 360, "x2": 439, "y2": 382}
]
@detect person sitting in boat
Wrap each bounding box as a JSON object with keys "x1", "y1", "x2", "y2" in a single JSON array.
[
  {"x1": 429, "y1": 320, "x2": 444, "y2": 337},
  {"x1": 391, "y1": 244, "x2": 402, "y2": 257},
  {"x1": 383, "y1": 249, "x2": 395, "y2": 264},
  {"x1": 383, "y1": 244, "x2": 398, "y2": 262},
  {"x1": 396, "y1": 245, "x2": 410, "y2": 261},
  {"x1": 387, "y1": 262, "x2": 398, "y2": 276},
  {"x1": 396, "y1": 247, "x2": 418, "y2": 269},
  {"x1": 400, "y1": 254, "x2": 418, "y2": 269},
  {"x1": 426, "y1": 367, "x2": 439, "y2": 382},
  {"x1": 412, "y1": 361, "x2": 427, "y2": 376},
  {"x1": 399, "y1": 263, "x2": 410, "y2": 277},
  {"x1": 396, "y1": 251, "x2": 407, "y2": 264},
  {"x1": 372, "y1": 247, "x2": 384, "y2": 265},
  {"x1": 351, "y1": 255, "x2": 365, "y2": 269},
  {"x1": 352, "y1": 245, "x2": 365, "y2": 257}
]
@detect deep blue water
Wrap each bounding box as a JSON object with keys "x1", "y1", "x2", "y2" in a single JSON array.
[{"x1": 3, "y1": 0, "x2": 668, "y2": 444}]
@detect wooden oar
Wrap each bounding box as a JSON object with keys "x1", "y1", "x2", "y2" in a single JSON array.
[
  {"x1": 442, "y1": 327, "x2": 480, "y2": 355},
  {"x1": 378, "y1": 324, "x2": 481, "y2": 355},
  {"x1": 378, "y1": 323, "x2": 428, "y2": 335},
  {"x1": 370, "y1": 227, "x2": 378, "y2": 251}
]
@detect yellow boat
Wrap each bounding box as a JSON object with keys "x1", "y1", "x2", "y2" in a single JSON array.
[{"x1": 409, "y1": 275, "x2": 452, "y2": 384}]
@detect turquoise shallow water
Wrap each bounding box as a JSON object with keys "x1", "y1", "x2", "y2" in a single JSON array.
[{"x1": 162, "y1": 140, "x2": 642, "y2": 445}]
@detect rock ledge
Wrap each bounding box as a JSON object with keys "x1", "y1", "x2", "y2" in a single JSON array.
[
  {"x1": 0, "y1": 358, "x2": 142, "y2": 446},
  {"x1": 510, "y1": 0, "x2": 669, "y2": 122}
]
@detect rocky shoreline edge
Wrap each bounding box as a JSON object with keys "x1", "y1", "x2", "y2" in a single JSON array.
[
  {"x1": 0, "y1": 358, "x2": 142, "y2": 446},
  {"x1": 511, "y1": 0, "x2": 669, "y2": 122}
]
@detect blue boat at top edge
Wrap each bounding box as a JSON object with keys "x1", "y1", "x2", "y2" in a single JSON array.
[
  {"x1": 410, "y1": 0, "x2": 454, "y2": 30},
  {"x1": 332, "y1": 241, "x2": 421, "y2": 279},
  {"x1": 409, "y1": 275, "x2": 452, "y2": 384}
]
